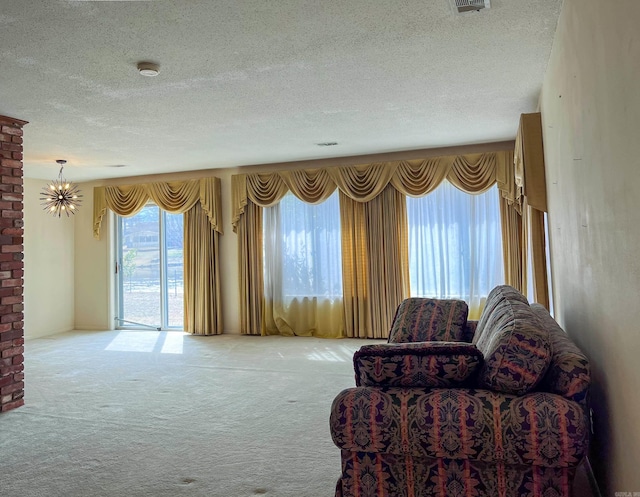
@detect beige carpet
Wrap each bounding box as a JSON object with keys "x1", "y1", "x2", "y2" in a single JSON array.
[{"x1": 0, "y1": 331, "x2": 373, "y2": 497}]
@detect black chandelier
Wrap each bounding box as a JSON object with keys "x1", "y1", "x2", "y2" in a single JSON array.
[{"x1": 40, "y1": 160, "x2": 82, "y2": 217}]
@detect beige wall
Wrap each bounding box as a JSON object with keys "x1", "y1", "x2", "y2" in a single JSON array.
[
  {"x1": 74, "y1": 185, "x2": 111, "y2": 330},
  {"x1": 24, "y1": 178, "x2": 75, "y2": 339},
  {"x1": 541, "y1": 0, "x2": 640, "y2": 493}
]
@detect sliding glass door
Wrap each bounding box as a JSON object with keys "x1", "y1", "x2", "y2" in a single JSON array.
[{"x1": 116, "y1": 204, "x2": 184, "y2": 330}]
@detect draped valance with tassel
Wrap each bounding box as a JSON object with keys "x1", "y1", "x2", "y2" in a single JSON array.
[
  {"x1": 231, "y1": 150, "x2": 522, "y2": 338},
  {"x1": 232, "y1": 152, "x2": 518, "y2": 232},
  {"x1": 93, "y1": 177, "x2": 222, "y2": 240},
  {"x1": 92, "y1": 177, "x2": 223, "y2": 336}
]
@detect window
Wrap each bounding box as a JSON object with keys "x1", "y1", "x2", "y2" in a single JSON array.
[
  {"x1": 264, "y1": 191, "x2": 342, "y2": 300},
  {"x1": 406, "y1": 181, "x2": 503, "y2": 316},
  {"x1": 525, "y1": 211, "x2": 554, "y2": 315},
  {"x1": 116, "y1": 204, "x2": 184, "y2": 330},
  {"x1": 262, "y1": 190, "x2": 343, "y2": 336}
]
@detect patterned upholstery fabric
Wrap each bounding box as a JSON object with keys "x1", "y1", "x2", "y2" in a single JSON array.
[
  {"x1": 353, "y1": 342, "x2": 483, "y2": 388},
  {"x1": 336, "y1": 451, "x2": 578, "y2": 497},
  {"x1": 330, "y1": 387, "x2": 589, "y2": 467},
  {"x1": 465, "y1": 320, "x2": 478, "y2": 341},
  {"x1": 531, "y1": 304, "x2": 591, "y2": 407},
  {"x1": 472, "y1": 285, "x2": 528, "y2": 346},
  {"x1": 473, "y1": 286, "x2": 552, "y2": 395},
  {"x1": 388, "y1": 298, "x2": 470, "y2": 343},
  {"x1": 331, "y1": 286, "x2": 590, "y2": 497}
]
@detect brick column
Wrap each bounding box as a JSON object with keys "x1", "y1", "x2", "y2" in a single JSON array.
[{"x1": 0, "y1": 115, "x2": 27, "y2": 413}]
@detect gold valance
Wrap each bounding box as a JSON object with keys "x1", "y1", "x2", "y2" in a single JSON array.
[
  {"x1": 231, "y1": 151, "x2": 515, "y2": 231},
  {"x1": 93, "y1": 177, "x2": 222, "y2": 239}
]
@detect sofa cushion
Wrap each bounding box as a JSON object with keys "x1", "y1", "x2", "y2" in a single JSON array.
[
  {"x1": 354, "y1": 342, "x2": 483, "y2": 388},
  {"x1": 388, "y1": 298, "x2": 469, "y2": 343},
  {"x1": 473, "y1": 285, "x2": 552, "y2": 395}
]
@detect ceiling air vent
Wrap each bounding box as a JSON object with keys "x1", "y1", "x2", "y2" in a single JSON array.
[{"x1": 451, "y1": 0, "x2": 491, "y2": 14}]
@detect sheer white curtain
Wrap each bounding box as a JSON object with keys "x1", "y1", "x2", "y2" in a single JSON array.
[
  {"x1": 407, "y1": 181, "x2": 504, "y2": 319},
  {"x1": 263, "y1": 191, "x2": 344, "y2": 337}
]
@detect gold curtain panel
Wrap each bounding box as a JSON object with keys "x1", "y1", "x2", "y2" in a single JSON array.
[
  {"x1": 515, "y1": 112, "x2": 549, "y2": 308},
  {"x1": 340, "y1": 185, "x2": 409, "y2": 338},
  {"x1": 93, "y1": 177, "x2": 222, "y2": 239},
  {"x1": 184, "y1": 202, "x2": 223, "y2": 335},
  {"x1": 237, "y1": 201, "x2": 264, "y2": 335}
]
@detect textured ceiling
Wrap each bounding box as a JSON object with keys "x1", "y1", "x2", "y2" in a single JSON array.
[{"x1": 0, "y1": 0, "x2": 562, "y2": 181}]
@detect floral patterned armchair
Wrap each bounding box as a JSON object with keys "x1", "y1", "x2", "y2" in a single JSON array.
[{"x1": 330, "y1": 286, "x2": 591, "y2": 497}]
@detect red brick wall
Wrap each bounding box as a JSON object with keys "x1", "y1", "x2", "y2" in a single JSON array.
[{"x1": 0, "y1": 115, "x2": 27, "y2": 413}]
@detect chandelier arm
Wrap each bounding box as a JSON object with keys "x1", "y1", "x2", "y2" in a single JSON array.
[{"x1": 43, "y1": 159, "x2": 81, "y2": 218}]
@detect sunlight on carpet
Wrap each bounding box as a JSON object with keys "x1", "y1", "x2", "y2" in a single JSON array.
[
  {"x1": 0, "y1": 331, "x2": 372, "y2": 497},
  {"x1": 105, "y1": 331, "x2": 186, "y2": 355}
]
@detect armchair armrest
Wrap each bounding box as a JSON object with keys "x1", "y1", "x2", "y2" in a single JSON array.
[{"x1": 354, "y1": 342, "x2": 483, "y2": 388}]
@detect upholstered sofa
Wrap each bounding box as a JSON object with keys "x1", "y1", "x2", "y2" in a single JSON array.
[{"x1": 330, "y1": 285, "x2": 591, "y2": 497}]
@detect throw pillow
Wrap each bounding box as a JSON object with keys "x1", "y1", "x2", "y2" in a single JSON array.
[
  {"x1": 473, "y1": 285, "x2": 529, "y2": 349},
  {"x1": 388, "y1": 298, "x2": 469, "y2": 343},
  {"x1": 475, "y1": 294, "x2": 552, "y2": 395},
  {"x1": 354, "y1": 342, "x2": 483, "y2": 388}
]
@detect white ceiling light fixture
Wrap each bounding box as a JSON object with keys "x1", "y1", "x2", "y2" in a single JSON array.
[
  {"x1": 40, "y1": 160, "x2": 83, "y2": 218},
  {"x1": 450, "y1": 0, "x2": 491, "y2": 14},
  {"x1": 137, "y1": 61, "x2": 160, "y2": 77}
]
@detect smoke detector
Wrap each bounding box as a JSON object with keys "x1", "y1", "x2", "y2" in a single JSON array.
[
  {"x1": 450, "y1": 0, "x2": 491, "y2": 14},
  {"x1": 137, "y1": 62, "x2": 160, "y2": 77}
]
